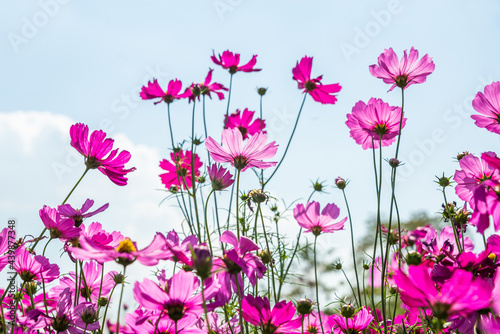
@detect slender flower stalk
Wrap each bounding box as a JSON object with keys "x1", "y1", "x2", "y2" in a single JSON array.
[
  {"x1": 204, "y1": 189, "x2": 215, "y2": 254},
  {"x1": 115, "y1": 267, "x2": 127, "y2": 334},
  {"x1": 264, "y1": 94, "x2": 307, "y2": 187},
  {"x1": 235, "y1": 170, "x2": 241, "y2": 239},
  {"x1": 189, "y1": 100, "x2": 202, "y2": 240},
  {"x1": 224, "y1": 74, "x2": 234, "y2": 129},
  {"x1": 313, "y1": 235, "x2": 325, "y2": 334}
]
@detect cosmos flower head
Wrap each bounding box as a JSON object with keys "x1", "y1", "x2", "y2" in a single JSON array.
[
  {"x1": 159, "y1": 149, "x2": 202, "y2": 190},
  {"x1": 471, "y1": 81, "x2": 500, "y2": 134},
  {"x1": 293, "y1": 201, "x2": 347, "y2": 236},
  {"x1": 292, "y1": 56, "x2": 342, "y2": 104},
  {"x1": 345, "y1": 98, "x2": 406, "y2": 150},
  {"x1": 369, "y1": 47, "x2": 435, "y2": 92},
  {"x1": 70, "y1": 123, "x2": 136, "y2": 186},
  {"x1": 224, "y1": 108, "x2": 266, "y2": 138},
  {"x1": 140, "y1": 78, "x2": 190, "y2": 104},
  {"x1": 205, "y1": 128, "x2": 278, "y2": 172},
  {"x1": 211, "y1": 50, "x2": 261, "y2": 74}
]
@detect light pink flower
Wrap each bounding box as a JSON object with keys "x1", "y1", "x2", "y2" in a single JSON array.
[
  {"x1": 207, "y1": 164, "x2": 234, "y2": 191},
  {"x1": 242, "y1": 295, "x2": 301, "y2": 333},
  {"x1": 369, "y1": 47, "x2": 435, "y2": 92},
  {"x1": 453, "y1": 152, "x2": 500, "y2": 205},
  {"x1": 211, "y1": 50, "x2": 261, "y2": 74},
  {"x1": 293, "y1": 201, "x2": 347, "y2": 236},
  {"x1": 471, "y1": 81, "x2": 500, "y2": 134},
  {"x1": 140, "y1": 78, "x2": 190, "y2": 104},
  {"x1": 292, "y1": 56, "x2": 341, "y2": 105},
  {"x1": 14, "y1": 245, "x2": 60, "y2": 283},
  {"x1": 159, "y1": 149, "x2": 202, "y2": 190},
  {"x1": 70, "y1": 123, "x2": 136, "y2": 186},
  {"x1": 205, "y1": 128, "x2": 278, "y2": 171},
  {"x1": 345, "y1": 98, "x2": 406, "y2": 150},
  {"x1": 224, "y1": 108, "x2": 266, "y2": 139},
  {"x1": 328, "y1": 307, "x2": 374, "y2": 334}
]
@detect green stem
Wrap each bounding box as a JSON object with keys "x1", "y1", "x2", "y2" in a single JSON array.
[
  {"x1": 201, "y1": 279, "x2": 211, "y2": 334},
  {"x1": 189, "y1": 100, "x2": 202, "y2": 240},
  {"x1": 223, "y1": 74, "x2": 234, "y2": 129},
  {"x1": 234, "y1": 273, "x2": 245, "y2": 334},
  {"x1": 167, "y1": 103, "x2": 175, "y2": 149},
  {"x1": 99, "y1": 282, "x2": 117, "y2": 334},
  {"x1": 115, "y1": 266, "x2": 127, "y2": 334},
  {"x1": 264, "y1": 94, "x2": 307, "y2": 187},
  {"x1": 204, "y1": 190, "x2": 215, "y2": 254},
  {"x1": 342, "y1": 189, "x2": 362, "y2": 307},
  {"x1": 235, "y1": 170, "x2": 241, "y2": 239},
  {"x1": 313, "y1": 236, "x2": 325, "y2": 334},
  {"x1": 258, "y1": 204, "x2": 276, "y2": 303}
]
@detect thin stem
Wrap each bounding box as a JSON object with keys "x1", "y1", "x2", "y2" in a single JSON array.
[
  {"x1": 167, "y1": 103, "x2": 175, "y2": 149},
  {"x1": 189, "y1": 100, "x2": 202, "y2": 240},
  {"x1": 342, "y1": 189, "x2": 362, "y2": 307},
  {"x1": 258, "y1": 204, "x2": 276, "y2": 303},
  {"x1": 234, "y1": 273, "x2": 245, "y2": 334},
  {"x1": 340, "y1": 268, "x2": 358, "y2": 307},
  {"x1": 154, "y1": 310, "x2": 164, "y2": 334},
  {"x1": 264, "y1": 94, "x2": 307, "y2": 187},
  {"x1": 313, "y1": 235, "x2": 325, "y2": 334},
  {"x1": 201, "y1": 279, "x2": 211, "y2": 334},
  {"x1": 99, "y1": 283, "x2": 117, "y2": 334},
  {"x1": 204, "y1": 190, "x2": 215, "y2": 254},
  {"x1": 115, "y1": 266, "x2": 127, "y2": 334},
  {"x1": 235, "y1": 170, "x2": 241, "y2": 239},
  {"x1": 223, "y1": 74, "x2": 234, "y2": 129},
  {"x1": 394, "y1": 88, "x2": 405, "y2": 160},
  {"x1": 62, "y1": 167, "x2": 90, "y2": 205}
]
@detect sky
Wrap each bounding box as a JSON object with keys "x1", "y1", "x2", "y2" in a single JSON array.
[{"x1": 1, "y1": 0, "x2": 500, "y2": 311}]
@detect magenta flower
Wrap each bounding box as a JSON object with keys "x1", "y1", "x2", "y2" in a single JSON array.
[
  {"x1": 0, "y1": 228, "x2": 12, "y2": 272},
  {"x1": 70, "y1": 232, "x2": 169, "y2": 267},
  {"x1": 58, "y1": 198, "x2": 108, "y2": 227},
  {"x1": 328, "y1": 307, "x2": 374, "y2": 333},
  {"x1": 293, "y1": 201, "x2": 347, "y2": 236},
  {"x1": 140, "y1": 78, "x2": 190, "y2": 104},
  {"x1": 471, "y1": 81, "x2": 500, "y2": 134},
  {"x1": 186, "y1": 68, "x2": 228, "y2": 102},
  {"x1": 205, "y1": 128, "x2": 278, "y2": 171},
  {"x1": 163, "y1": 230, "x2": 199, "y2": 266},
  {"x1": 453, "y1": 152, "x2": 500, "y2": 205},
  {"x1": 208, "y1": 164, "x2": 234, "y2": 191},
  {"x1": 469, "y1": 179, "x2": 500, "y2": 234},
  {"x1": 292, "y1": 56, "x2": 342, "y2": 104},
  {"x1": 224, "y1": 108, "x2": 266, "y2": 139},
  {"x1": 70, "y1": 123, "x2": 136, "y2": 186},
  {"x1": 345, "y1": 98, "x2": 406, "y2": 150},
  {"x1": 159, "y1": 149, "x2": 202, "y2": 190},
  {"x1": 14, "y1": 245, "x2": 60, "y2": 283},
  {"x1": 369, "y1": 47, "x2": 435, "y2": 92},
  {"x1": 133, "y1": 270, "x2": 219, "y2": 321},
  {"x1": 39, "y1": 205, "x2": 81, "y2": 241},
  {"x1": 393, "y1": 264, "x2": 492, "y2": 319},
  {"x1": 242, "y1": 295, "x2": 301, "y2": 334},
  {"x1": 304, "y1": 311, "x2": 333, "y2": 334},
  {"x1": 211, "y1": 50, "x2": 261, "y2": 74},
  {"x1": 125, "y1": 309, "x2": 203, "y2": 334}
]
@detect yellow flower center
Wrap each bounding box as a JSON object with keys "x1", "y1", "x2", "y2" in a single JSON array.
[{"x1": 116, "y1": 238, "x2": 137, "y2": 253}]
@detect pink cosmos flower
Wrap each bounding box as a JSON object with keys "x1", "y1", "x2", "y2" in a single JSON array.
[
  {"x1": 469, "y1": 179, "x2": 500, "y2": 234},
  {"x1": 133, "y1": 270, "x2": 219, "y2": 322},
  {"x1": 224, "y1": 108, "x2": 266, "y2": 139},
  {"x1": 58, "y1": 199, "x2": 108, "y2": 227},
  {"x1": 393, "y1": 264, "x2": 492, "y2": 319},
  {"x1": 345, "y1": 98, "x2": 406, "y2": 150},
  {"x1": 292, "y1": 56, "x2": 342, "y2": 104},
  {"x1": 205, "y1": 128, "x2": 278, "y2": 171},
  {"x1": 453, "y1": 152, "x2": 500, "y2": 205},
  {"x1": 471, "y1": 81, "x2": 500, "y2": 134},
  {"x1": 125, "y1": 308, "x2": 203, "y2": 334},
  {"x1": 208, "y1": 164, "x2": 234, "y2": 191},
  {"x1": 163, "y1": 230, "x2": 199, "y2": 264},
  {"x1": 186, "y1": 68, "x2": 228, "y2": 102},
  {"x1": 70, "y1": 232, "x2": 169, "y2": 267},
  {"x1": 293, "y1": 201, "x2": 347, "y2": 236},
  {"x1": 70, "y1": 123, "x2": 136, "y2": 186},
  {"x1": 0, "y1": 228, "x2": 12, "y2": 272},
  {"x1": 14, "y1": 245, "x2": 60, "y2": 283},
  {"x1": 213, "y1": 231, "x2": 266, "y2": 304},
  {"x1": 39, "y1": 205, "x2": 81, "y2": 241},
  {"x1": 328, "y1": 307, "x2": 374, "y2": 334},
  {"x1": 140, "y1": 78, "x2": 190, "y2": 104},
  {"x1": 159, "y1": 150, "x2": 202, "y2": 190},
  {"x1": 242, "y1": 295, "x2": 301, "y2": 334},
  {"x1": 211, "y1": 50, "x2": 261, "y2": 74},
  {"x1": 304, "y1": 311, "x2": 333, "y2": 334},
  {"x1": 369, "y1": 47, "x2": 435, "y2": 92}
]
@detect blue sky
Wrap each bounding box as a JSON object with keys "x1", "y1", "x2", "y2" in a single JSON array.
[{"x1": 1, "y1": 0, "x2": 500, "y2": 306}]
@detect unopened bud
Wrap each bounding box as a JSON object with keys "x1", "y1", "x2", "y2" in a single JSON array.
[
  {"x1": 257, "y1": 87, "x2": 268, "y2": 96},
  {"x1": 341, "y1": 304, "x2": 355, "y2": 318},
  {"x1": 296, "y1": 298, "x2": 314, "y2": 315},
  {"x1": 335, "y1": 177, "x2": 347, "y2": 190},
  {"x1": 406, "y1": 252, "x2": 422, "y2": 266},
  {"x1": 193, "y1": 245, "x2": 213, "y2": 280}
]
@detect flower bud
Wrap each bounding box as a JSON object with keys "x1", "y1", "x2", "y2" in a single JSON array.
[
  {"x1": 406, "y1": 252, "x2": 422, "y2": 266},
  {"x1": 334, "y1": 177, "x2": 347, "y2": 190},
  {"x1": 388, "y1": 158, "x2": 401, "y2": 168},
  {"x1": 456, "y1": 151, "x2": 469, "y2": 161},
  {"x1": 363, "y1": 263, "x2": 370, "y2": 270},
  {"x1": 296, "y1": 298, "x2": 314, "y2": 315},
  {"x1": 340, "y1": 304, "x2": 355, "y2": 318},
  {"x1": 113, "y1": 273, "x2": 125, "y2": 285},
  {"x1": 98, "y1": 297, "x2": 108, "y2": 307},
  {"x1": 257, "y1": 87, "x2": 268, "y2": 96},
  {"x1": 258, "y1": 250, "x2": 272, "y2": 265},
  {"x1": 193, "y1": 245, "x2": 213, "y2": 280},
  {"x1": 80, "y1": 306, "x2": 98, "y2": 325}
]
